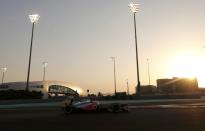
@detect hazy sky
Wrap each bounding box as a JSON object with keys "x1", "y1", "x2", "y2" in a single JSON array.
[{"x1": 0, "y1": 0, "x2": 205, "y2": 94}]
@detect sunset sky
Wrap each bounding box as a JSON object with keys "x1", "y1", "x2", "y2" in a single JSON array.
[{"x1": 0, "y1": 0, "x2": 205, "y2": 94}]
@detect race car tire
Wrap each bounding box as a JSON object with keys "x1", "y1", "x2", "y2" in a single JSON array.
[
  {"x1": 121, "y1": 104, "x2": 129, "y2": 112},
  {"x1": 112, "y1": 104, "x2": 120, "y2": 112},
  {"x1": 64, "y1": 106, "x2": 72, "y2": 114}
]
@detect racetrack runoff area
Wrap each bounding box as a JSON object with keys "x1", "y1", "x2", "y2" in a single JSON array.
[
  {"x1": 1, "y1": 99, "x2": 205, "y2": 131},
  {"x1": 1, "y1": 106, "x2": 205, "y2": 131}
]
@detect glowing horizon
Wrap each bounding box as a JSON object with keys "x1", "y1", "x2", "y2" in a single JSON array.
[
  {"x1": 166, "y1": 51, "x2": 205, "y2": 87},
  {"x1": 1, "y1": 0, "x2": 205, "y2": 94}
]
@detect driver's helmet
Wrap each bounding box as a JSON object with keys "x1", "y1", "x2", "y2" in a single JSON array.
[{"x1": 65, "y1": 95, "x2": 74, "y2": 106}]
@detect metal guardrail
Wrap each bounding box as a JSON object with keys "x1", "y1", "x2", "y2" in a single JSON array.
[{"x1": 1, "y1": 99, "x2": 205, "y2": 109}]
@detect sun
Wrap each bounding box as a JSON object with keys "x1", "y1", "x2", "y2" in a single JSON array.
[{"x1": 167, "y1": 52, "x2": 205, "y2": 87}]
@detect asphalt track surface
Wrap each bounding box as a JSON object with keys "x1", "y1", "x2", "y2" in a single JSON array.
[{"x1": 1, "y1": 106, "x2": 205, "y2": 131}]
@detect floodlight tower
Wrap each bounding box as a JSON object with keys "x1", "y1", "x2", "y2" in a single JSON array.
[
  {"x1": 147, "y1": 58, "x2": 151, "y2": 86},
  {"x1": 26, "y1": 14, "x2": 40, "y2": 91},
  {"x1": 42, "y1": 62, "x2": 48, "y2": 82},
  {"x1": 126, "y1": 79, "x2": 130, "y2": 95},
  {"x1": 128, "y1": 2, "x2": 141, "y2": 95},
  {"x1": 110, "y1": 57, "x2": 117, "y2": 95},
  {"x1": 1, "y1": 67, "x2": 7, "y2": 86}
]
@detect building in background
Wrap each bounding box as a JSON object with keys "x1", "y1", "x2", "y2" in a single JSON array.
[
  {"x1": 0, "y1": 81, "x2": 83, "y2": 99},
  {"x1": 157, "y1": 77, "x2": 198, "y2": 94},
  {"x1": 140, "y1": 85, "x2": 157, "y2": 94}
]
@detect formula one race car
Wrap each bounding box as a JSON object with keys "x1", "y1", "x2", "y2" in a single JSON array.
[{"x1": 61, "y1": 98, "x2": 129, "y2": 114}]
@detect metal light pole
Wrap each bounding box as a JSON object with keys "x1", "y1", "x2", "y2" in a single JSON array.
[
  {"x1": 126, "y1": 79, "x2": 129, "y2": 95},
  {"x1": 42, "y1": 62, "x2": 48, "y2": 82},
  {"x1": 1, "y1": 67, "x2": 7, "y2": 86},
  {"x1": 128, "y1": 3, "x2": 141, "y2": 95},
  {"x1": 111, "y1": 57, "x2": 117, "y2": 95},
  {"x1": 147, "y1": 58, "x2": 151, "y2": 86},
  {"x1": 26, "y1": 14, "x2": 40, "y2": 91}
]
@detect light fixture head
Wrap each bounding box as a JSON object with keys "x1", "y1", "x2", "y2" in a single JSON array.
[
  {"x1": 110, "y1": 57, "x2": 116, "y2": 61},
  {"x1": 1, "y1": 67, "x2": 7, "y2": 73},
  {"x1": 29, "y1": 14, "x2": 40, "y2": 23},
  {"x1": 128, "y1": 2, "x2": 139, "y2": 13},
  {"x1": 42, "y1": 62, "x2": 48, "y2": 68}
]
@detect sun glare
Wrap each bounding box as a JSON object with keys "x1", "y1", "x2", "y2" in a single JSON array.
[{"x1": 167, "y1": 52, "x2": 205, "y2": 87}]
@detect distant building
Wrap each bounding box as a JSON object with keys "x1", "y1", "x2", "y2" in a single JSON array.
[
  {"x1": 0, "y1": 81, "x2": 83, "y2": 99},
  {"x1": 140, "y1": 85, "x2": 157, "y2": 94},
  {"x1": 198, "y1": 88, "x2": 205, "y2": 94},
  {"x1": 116, "y1": 92, "x2": 127, "y2": 97},
  {"x1": 157, "y1": 77, "x2": 198, "y2": 94}
]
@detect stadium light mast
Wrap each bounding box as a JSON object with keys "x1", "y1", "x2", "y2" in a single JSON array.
[
  {"x1": 26, "y1": 14, "x2": 40, "y2": 91},
  {"x1": 126, "y1": 79, "x2": 129, "y2": 95},
  {"x1": 1, "y1": 67, "x2": 7, "y2": 86},
  {"x1": 42, "y1": 62, "x2": 48, "y2": 82},
  {"x1": 128, "y1": 2, "x2": 141, "y2": 95},
  {"x1": 147, "y1": 58, "x2": 151, "y2": 86},
  {"x1": 110, "y1": 57, "x2": 117, "y2": 95}
]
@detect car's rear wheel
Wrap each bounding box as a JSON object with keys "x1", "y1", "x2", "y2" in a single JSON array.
[{"x1": 64, "y1": 106, "x2": 72, "y2": 114}]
